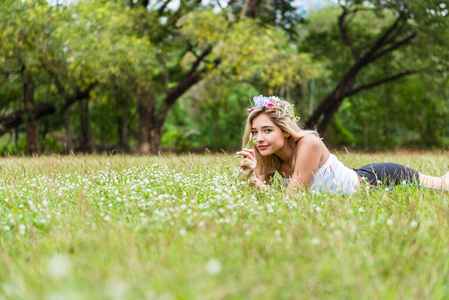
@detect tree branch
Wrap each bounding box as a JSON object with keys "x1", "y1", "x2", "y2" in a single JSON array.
[
  {"x1": 0, "y1": 103, "x2": 56, "y2": 136},
  {"x1": 345, "y1": 69, "x2": 417, "y2": 97},
  {"x1": 158, "y1": 56, "x2": 170, "y2": 94},
  {"x1": 364, "y1": 16, "x2": 404, "y2": 60},
  {"x1": 367, "y1": 32, "x2": 417, "y2": 64},
  {"x1": 60, "y1": 82, "x2": 97, "y2": 112},
  {"x1": 247, "y1": 0, "x2": 263, "y2": 18},
  {"x1": 338, "y1": 6, "x2": 360, "y2": 62},
  {"x1": 158, "y1": 46, "x2": 218, "y2": 118},
  {"x1": 183, "y1": 45, "x2": 213, "y2": 81},
  {"x1": 241, "y1": 0, "x2": 250, "y2": 18},
  {"x1": 158, "y1": 0, "x2": 172, "y2": 16}
]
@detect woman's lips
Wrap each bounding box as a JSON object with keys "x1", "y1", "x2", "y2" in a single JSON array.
[{"x1": 258, "y1": 145, "x2": 268, "y2": 150}]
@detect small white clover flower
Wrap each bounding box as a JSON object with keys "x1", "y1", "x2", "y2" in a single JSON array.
[
  {"x1": 410, "y1": 220, "x2": 418, "y2": 228},
  {"x1": 205, "y1": 259, "x2": 222, "y2": 275},
  {"x1": 386, "y1": 219, "x2": 394, "y2": 226},
  {"x1": 47, "y1": 254, "x2": 73, "y2": 279},
  {"x1": 311, "y1": 238, "x2": 320, "y2": 245},
  {"x1": 18, "y1": 224, "x2": 26, "y2": 235}
]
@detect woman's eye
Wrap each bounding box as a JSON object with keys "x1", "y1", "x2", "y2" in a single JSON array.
[
  {"x1": 251, "y1": 131, "x2": 257, "y2": 135},
  {"x1": 264, "y1": 129, "x2": 272, "y2": 133}
]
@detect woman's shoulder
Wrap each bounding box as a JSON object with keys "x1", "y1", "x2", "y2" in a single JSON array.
[
  {"x1": 297, "y1": 133, "x2": 323, "y2": 148},
  {"x1": 296, "y1": 134, "x2": 330, "y2": 166}
]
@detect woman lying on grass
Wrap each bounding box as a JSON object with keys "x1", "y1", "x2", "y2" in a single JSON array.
[{"x1": 237, "y1": 95, "x2": 449, "y2": 194}]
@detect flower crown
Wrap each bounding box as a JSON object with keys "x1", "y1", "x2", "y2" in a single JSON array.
[{"x1": 247, "y1": 95, "x2": 300, "y2": 122}]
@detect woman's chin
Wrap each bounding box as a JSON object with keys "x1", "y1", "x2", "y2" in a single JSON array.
[{"x1": 258, "y1": 149, "x2": 271, "y2": 156}]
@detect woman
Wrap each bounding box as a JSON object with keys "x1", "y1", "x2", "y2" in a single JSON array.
[{"x1": 237, "y1": 95, "x2": 449, "y2": 194}]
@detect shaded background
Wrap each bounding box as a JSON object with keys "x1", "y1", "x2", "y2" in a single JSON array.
[{"x1": 0, "y1": 0, "x2": 448, "y2": 155}]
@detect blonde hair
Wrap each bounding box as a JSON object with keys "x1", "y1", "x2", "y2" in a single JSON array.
[{"x1": 242, "y1": 98, "x2": 319, "y2": 177}]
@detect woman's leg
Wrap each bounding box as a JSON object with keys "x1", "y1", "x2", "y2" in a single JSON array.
[
  {"x1": 419, "y1": 172, "x2": 449, "y2": 191},
  {"x1": 354, "y1": 163, "x2": 419, "y2": 187}
]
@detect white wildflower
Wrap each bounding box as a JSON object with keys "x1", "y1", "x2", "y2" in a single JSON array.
[
  {"x1": 18, "y1": 224, "x2": 25, "y2": 235},
  {"x1": 205, "y1": 259, "x2": 222, "y2": 275},
  {"x1": 46, "y1": 254, "x2": 72, "y2": 279}
]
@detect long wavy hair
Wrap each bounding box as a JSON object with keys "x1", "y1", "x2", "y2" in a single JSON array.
[{"x1": 242, "y1": 98, "x2": 319, "y2": 177}]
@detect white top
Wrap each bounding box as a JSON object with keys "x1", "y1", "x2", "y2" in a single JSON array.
[{"x1": 282, "y1": 153, "x2": 359, "y2": 195}]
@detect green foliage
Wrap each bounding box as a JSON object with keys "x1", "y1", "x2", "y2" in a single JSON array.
[
  {"x1": 336, "y1": 74, "x2": 449, "y2": 149},
  {"x1": 300, "y1": 2, "x2": 449, "y2": 149},
  {"x1": 163, "y1": 81, "x2": 259, "y2": 152}
]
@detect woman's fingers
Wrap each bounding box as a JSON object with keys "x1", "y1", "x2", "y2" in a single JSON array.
[
  {"x1": 236, "y1": 149, "x2": 256, "y2": 181},
  {"x1": 240, "y1": 158, "x2": 255, "y2": 171},
  {"x1": 236, "y1": 148, "x2": 255, "y2": 156},
  {"x1": 236, "y1": 149, "x2": 256, "y2": 161}
]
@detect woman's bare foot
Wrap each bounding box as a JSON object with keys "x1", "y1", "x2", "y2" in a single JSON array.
[{"x1": 419, "y1": 172, "x2": 449, "y2": 191}]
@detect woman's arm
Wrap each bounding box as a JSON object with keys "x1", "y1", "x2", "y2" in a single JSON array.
[{"x1": 286, "y1": 135, "x2": 326, "y2": 194}]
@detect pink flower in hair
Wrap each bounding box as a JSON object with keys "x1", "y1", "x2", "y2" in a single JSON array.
[{"x1": 247, "y1": 95, "x2": 279, "y2": 114}]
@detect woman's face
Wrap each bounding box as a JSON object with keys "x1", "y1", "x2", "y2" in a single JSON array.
[{"x1": 251, "y1": 113, "x2": 289, "y2": 156}]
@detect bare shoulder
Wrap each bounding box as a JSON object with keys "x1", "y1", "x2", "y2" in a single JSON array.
[
  {"x1": 296, "y1": 134, "x2": 329, "y2": 168},
  {"x1": 297, "y1": 134, "x2": 324, "y2": 150}
]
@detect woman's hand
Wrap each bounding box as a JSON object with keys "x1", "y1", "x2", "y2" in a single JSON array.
[{"x1": 236, "y1": 148, "x2": 257, "y2": 181}]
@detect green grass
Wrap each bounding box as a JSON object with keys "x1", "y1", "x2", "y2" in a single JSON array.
[{"x1": 1, "y1": 151, "x2": 449, "y2": 299}]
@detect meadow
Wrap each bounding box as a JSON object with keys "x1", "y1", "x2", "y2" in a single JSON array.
[{"x1": 1, "y1": 151, "x2": 449, "y2": 299}]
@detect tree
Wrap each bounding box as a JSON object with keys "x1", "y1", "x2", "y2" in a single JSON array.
[
  {"x1": 1, "y1": 0, "x2": 321, "y2": 154},
  {"x1": 126, "y1": 1, "x2": 320, "y2": 154},
  {"x1": 0, "y1": 1, "x2": 57, "y2": 155},
  {"x1": 302, "y1": 0, "x2": 449, "y2": 134}
]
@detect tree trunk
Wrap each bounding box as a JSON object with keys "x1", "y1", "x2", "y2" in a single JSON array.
[
  {"x1": 23, "y1": 68, "x2": 40, "y2": 155},
  {"x1": 305, "y1": 66, "x2": 359, "y2": 133},
  {"x1": 148, "y1": 117, "x2": 163, "y2": 154},
  {"x1": 62, "y1": 109, "x2": 74, "y2": 154},
  {"x1": 137, "y1": 95, "x2": 151, "y2": 154},
  {"x1": 135, "y1": 45, "x2": 216, "y2": 155},
  {"x1": 117, "y1": 97, "x2": 130, "y2": 153},
  {"x1": 137, "y1": 94, "x2": 165, "y2": 155},
  {"x1": 79, "y1": 100, "x2": 92, "y2": 152},
  {"x1": 117, "y1": 116, "x2": 129, "y2": 153}
]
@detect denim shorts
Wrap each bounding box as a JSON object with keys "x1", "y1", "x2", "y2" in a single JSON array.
[{"x1": 354, "y1": 163, "x2": 419, "y2": 187}]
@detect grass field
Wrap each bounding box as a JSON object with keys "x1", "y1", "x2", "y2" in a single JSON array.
[{"x1": 1, "y1": 151, "x2": 449, "y2": 299}]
